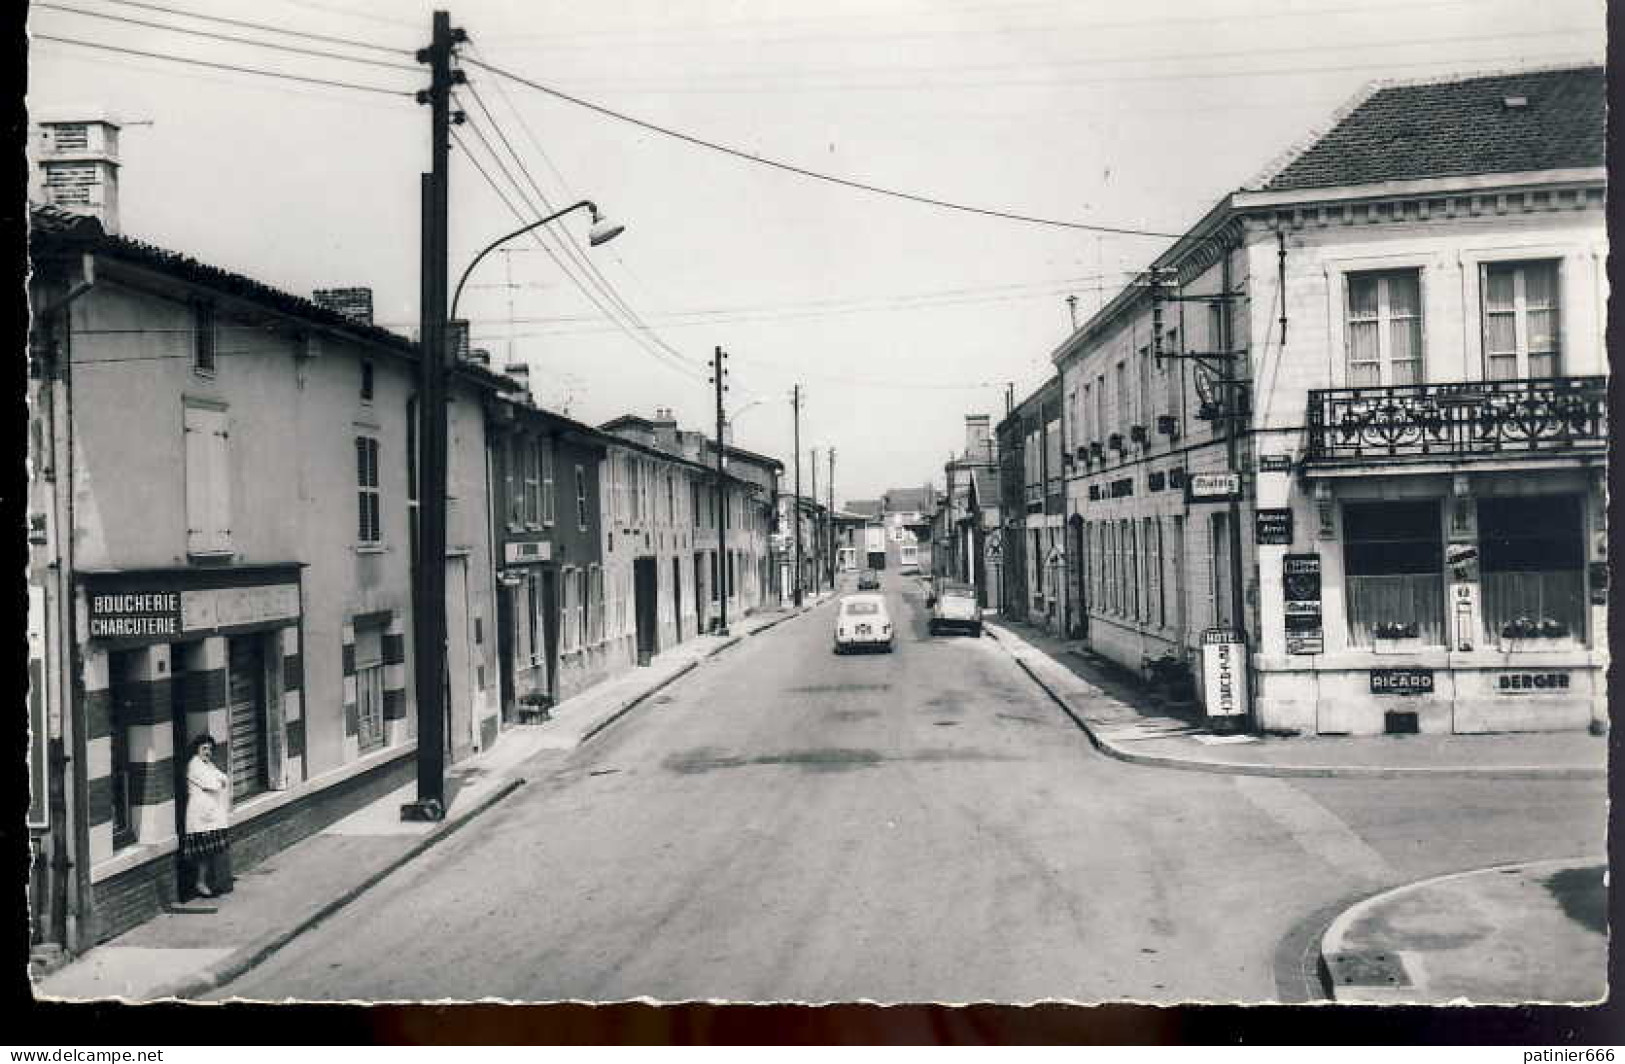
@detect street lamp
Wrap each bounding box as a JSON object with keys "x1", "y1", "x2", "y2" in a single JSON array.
[
  {"x1": 402, "y1": 197, "x2": 623, "y2": 823},
  {"x1": 450, "y1": 199, "x2": 623, "y2": 321}
]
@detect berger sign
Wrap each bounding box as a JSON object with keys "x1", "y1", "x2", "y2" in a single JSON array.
[{"x1": 1200, "y1": 627, "x2": 1247, "y2": 717}]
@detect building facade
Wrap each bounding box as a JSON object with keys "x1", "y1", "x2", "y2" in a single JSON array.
[
  {"x1": 995, "y1": 379, "x2": 1067, "y2": 636},
  {"x1": 487, "y1": 397, "x2": 609, "y2": 720},
  {"x1": 27, "y1": 207, "x2": 507, "y2": 950},
  {"x1": 1057, "y1": 66, "x2": 1607, "y2": 735}
]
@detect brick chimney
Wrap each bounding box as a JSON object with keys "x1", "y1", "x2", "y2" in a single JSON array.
[
  {"x1": 505, "y1": 362, "x2": 532, "y2": 403},
  {"x1": 964, "y1": 414, "x2": 993, "y2": 464},
  {"x1": 313, "y1": 287, "x2": 375, "y2": 326},
  {"x1": 649, "y1": 406, "x2": 680, "y2": 452},
  {"x1": 33, "y1": 109, "x2": 121, "y2": 234}
]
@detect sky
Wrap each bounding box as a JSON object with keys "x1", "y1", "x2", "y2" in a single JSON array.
[{"x1": 28, "y1": 0, "x2": 1607, "y2": 503}]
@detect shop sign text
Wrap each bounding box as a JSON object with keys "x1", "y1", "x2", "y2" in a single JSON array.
[
  {"x1": 1496, "y1": 672, "x2": 1571, "y2": 695},
  {"x1": 1186, "y1": 472, "x2": 1241, "y2": 504},
  {"x1": 1256, "y1": 508, "x2": 1293, "y2": 545},
  {"x1": 1200, "y1": 627, "x2": 1247, "y2": 717},
  {"x1": 1370, "y1": 668, "x2": 1434, "y2": 695}
]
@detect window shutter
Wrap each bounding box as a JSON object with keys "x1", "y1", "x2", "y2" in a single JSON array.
[
  {"x1": 210, "y1": 414, "x2": 232, "y2": 551},
  {"x1": 186, "y1": 406, "x2": 230, "y2": 553},
  {"x1": 185, "y1": 407, "x2": 209, "y2": 554}
]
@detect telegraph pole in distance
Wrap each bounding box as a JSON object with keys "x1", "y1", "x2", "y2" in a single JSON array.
[
  {"x1": 403, "y1": 10, "x2": 464, "y2": 822},
  {"x1": 810, "y1": 446, "x2": 820, "y2": 590},
  {"x1": 792, "y1": 384, "x2": 804, "y2": 607},
  {"x1": 711, "y1": 346, "x2": 730, "y2": 636},
  {"x1": 827, "y1": 446, "x2": 836, "y2": 584}
]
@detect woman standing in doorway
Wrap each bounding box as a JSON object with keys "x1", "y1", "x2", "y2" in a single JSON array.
[{"x1": 182, "y1": 734, "x2": 233, "y2": 899}]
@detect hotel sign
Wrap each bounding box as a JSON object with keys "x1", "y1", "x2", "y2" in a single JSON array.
[{"x1": 1200, "y1": 627, "x2": 1247, "y2": 718}]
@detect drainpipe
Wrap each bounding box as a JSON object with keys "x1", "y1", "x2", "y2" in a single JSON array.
[{"x1": 39, "y1": 254, "x2": 95, "y2": 952}]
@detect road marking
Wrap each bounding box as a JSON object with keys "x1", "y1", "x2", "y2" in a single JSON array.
[{"x1": 1232, "y1": 776, "x2": 1394, "y2": 882}]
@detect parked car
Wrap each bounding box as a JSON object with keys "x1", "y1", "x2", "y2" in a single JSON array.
[
  {"x1": 928, "y1": 582, "x2": 981, "y2": 637},
  {"x1": 833, "y1": 593, "x2": 893, "y2": 653},
  {"x1": 857, "y1": 569, "x2": 881, "y2": 591}
]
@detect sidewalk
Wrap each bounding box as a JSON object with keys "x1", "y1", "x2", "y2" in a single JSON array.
[
  {"x1": 985, "y1": 617, "x2": 1607, "y2": 780},
  {"x1": 1320, "y1": 857, "x2": 1607, "y2": 1004},
  {"x1": 33, "y1": 597, "x2": 830, "y2": 1002}
]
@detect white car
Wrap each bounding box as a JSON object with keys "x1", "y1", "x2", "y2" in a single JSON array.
[{"x1": 833, "y1": 593, "x2": 893, "y2": 654}]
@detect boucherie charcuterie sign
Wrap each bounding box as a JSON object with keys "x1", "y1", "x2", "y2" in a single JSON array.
[
  {"x1": 89, "y1": 592, "x2": 182, "y2": 639},
  {"x1": 87, "y1": 583, "x2": 299, "y2": 644}
]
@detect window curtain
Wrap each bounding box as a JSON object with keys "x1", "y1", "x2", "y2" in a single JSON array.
[
  {"x1": 1344, "y1": 500, "x2": 1443, "y2": 646},
  {"x1": 1479, "y1": 495, "x2": 1583, "y2": 643}
]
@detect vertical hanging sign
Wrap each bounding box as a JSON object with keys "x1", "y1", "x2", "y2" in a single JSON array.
[
  {"x1": 1200, "y1": 627, "x2": 1247, "y2": 718},
  {"x1": 1282, "y1": 553, "x2": 1323, "y2": 655}
]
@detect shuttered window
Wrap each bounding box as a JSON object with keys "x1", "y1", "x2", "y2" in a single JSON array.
[
  {"x1": 354, "y1": 621, "x2": 386, "y2": 753},
  {"x1": 356, "y1": 436, "x2": 381, "y2": 544},
  {"x1": 184, "y1": 405, "x2": 231, "y2": 555}
]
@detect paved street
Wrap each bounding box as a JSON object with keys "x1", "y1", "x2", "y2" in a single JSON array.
[{"x1": 213, "y1": 572, "x2": 1605, "y2": 1004}]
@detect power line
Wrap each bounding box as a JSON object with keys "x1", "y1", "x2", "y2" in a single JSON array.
[
  {"x1": 87, "y1": 0, "x2": 410, "y2": 54},
  {"x1": 34, "y1": 34, "x2": 415, "y2": 95},
  {"x1": 450, "y1": 126, "x2": 708, "y2": 384},
  {"x1": 459, "y1": 80, "x2": 687, "y2": 366},
  {"x1": 462, "y1": 55, "x2": 1181, "y2": 238},
  {"x1": 454, "y1": 109, "x2": 689, "y2": 372},
  {"x1": 36, "y1": 1, "x2": 422, "y2": 71}
]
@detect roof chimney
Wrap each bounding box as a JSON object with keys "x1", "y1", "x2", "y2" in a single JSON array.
[
  {"x1": 312, "y1": 287, "x2": 375, "y2": 326},
  {"x1": 505, "y1": 362, "x2": 532, "y2": 402},
  {"x1": 964, "y1": 413, "x2": 992, "y2": 463},
  {"x1": 33, "y1": 109, "x2": 121, "y2": 234}
]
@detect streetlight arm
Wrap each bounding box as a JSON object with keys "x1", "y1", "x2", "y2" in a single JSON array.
[{"x1": 450, "y1": 199, "x2": 596, "y2": 321}]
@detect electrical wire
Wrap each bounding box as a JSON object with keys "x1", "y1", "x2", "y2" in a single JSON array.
[
  {"x1": 463, "y1": 55, "x2": 1181, "y2": 238},
  {"x1": 34, "y1": 34, "x2": 415, "y2": 95},
  {"x1": 459, "y1": 80, "x2": 694, "y2": 371},
  {"x1": 36, "y1": 2, "x2": 422, "y2": 71},
  {"x1": 87, "y1": 0, "x2": 411, "y2": 54},
  {"x1": 450, "y1": 126, "x2": 709, "y2": 385},
  {"x1": 454, "y1": 110, "x2": 702, "y2": 378}
]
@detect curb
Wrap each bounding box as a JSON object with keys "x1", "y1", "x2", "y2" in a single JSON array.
[
  {"x1": 147, "y1": 776, "x2": 528, "y2": 1001},
  {"x1": 986, "y1": 625, "x2": 1607, "y2": 781},
  {"x1": 1317, "y1": 855, "x2": 1605, "y2": 1003},
  {"x1": 574, "y1": 604, "x2": 812, "y2": 746},
  {"x1": 577, "y1": 660, "x2": 704, "y2": 746}
]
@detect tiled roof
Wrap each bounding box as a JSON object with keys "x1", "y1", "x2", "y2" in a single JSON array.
[
  {"x1": 29, "y1": 205, "x2": 518, "y2": 394},
  {"x1": 1258, "y1": 66, "x2": 1605, "y2": 192}
]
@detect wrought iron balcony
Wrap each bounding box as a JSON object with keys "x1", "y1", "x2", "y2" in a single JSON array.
[{"x1": 1305, "y1": 376, "x2": 1607, "y2": 465}]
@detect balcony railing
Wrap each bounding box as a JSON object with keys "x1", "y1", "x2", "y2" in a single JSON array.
[{"x1": 1305, "y1": 376, "x2": 1607, "y2": 465}]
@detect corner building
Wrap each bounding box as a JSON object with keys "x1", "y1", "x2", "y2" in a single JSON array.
[{"x1": 1057, "y1": 66, "x2": 1606, "y2": 735}]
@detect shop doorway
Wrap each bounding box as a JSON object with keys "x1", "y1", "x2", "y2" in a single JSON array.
[
  {"x1": 634, "y1": 556, "x2": 659, "y2": 664},
  {"x1": 496, "y1": 586, "x2": 516, "y2": 723},
  {"x1": 539, "y1": 569, "x2": 559, "y2": 702},
  {"x1": 225, "y1": 635, "x2": 267, "y2": 801},
  {"x1": 671, "y1": 557, "x2": 683, "y2": 641}
]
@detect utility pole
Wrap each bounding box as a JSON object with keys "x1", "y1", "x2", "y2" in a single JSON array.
[
  {"x1": 827, "y1": 447, "x2": 836, "y2": 584},
  {"x1": 1149, "y1": 255, "x2": 1252, "y2": 734},
  {"x1": 811, "y1": 446, "x2": 820, "y2": 590},
  {"x1": 403, "y1": 10, "x2": 464, "y2": 822},
  {"x1": 711, "y1": 346, "x2": 730, "y2": 636},
  {"x1": 792, "y1": 384, "x2": 804, "y2": 607}
]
